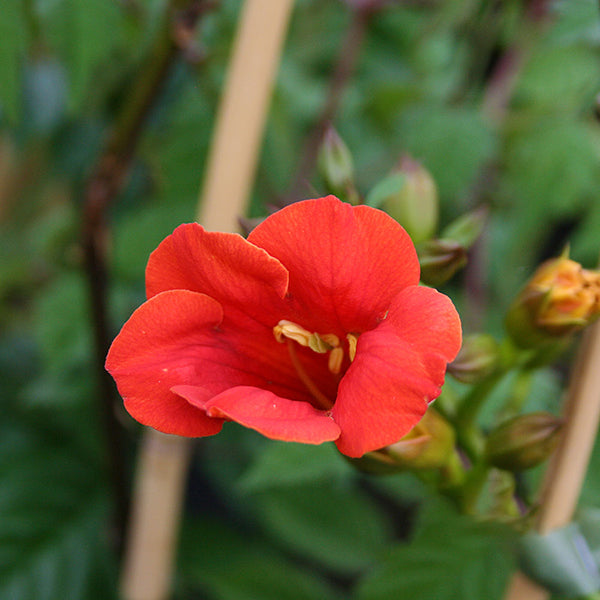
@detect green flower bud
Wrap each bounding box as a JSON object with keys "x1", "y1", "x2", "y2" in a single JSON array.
[
  {"x1": 385, "y1": 408, "x2": 456, "y2": 470},
  {"x1": 317, "y1": 126, "x2": 358, "y2": 204},
  {"x1": 418, "y1": 238, "x2": 467, "y2": 286},
  {"x1": 486, "y1": 412, "x2": 563, "y2": 472},
  {"x1": 448, "y1": 334, "x2": 499, "y2": 384},
  {"x1": 382, "y1": 155, "x2": 439, "y2": 244},
  {"x1": 350, "y1": 409, "x2": 456, "y2": 474}
]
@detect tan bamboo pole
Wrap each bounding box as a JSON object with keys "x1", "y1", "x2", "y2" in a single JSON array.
[
  {"x1": 120, "y1": 2, "x2": 294, "y2": 599},
  {"x1": 504, "y1": 320, "x2": 600, "y2": 600},
  {"x1": 197, "y1": 0, "x2": 295, "y2": 226}
]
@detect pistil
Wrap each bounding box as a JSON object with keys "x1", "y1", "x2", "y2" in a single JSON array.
[{"x1": 285, "y1": 340, "x2": 334, "y2": 411}]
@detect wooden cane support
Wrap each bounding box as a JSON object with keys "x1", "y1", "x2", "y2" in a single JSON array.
[
  {"x1": 504, "y1": 320, "x2": 600, "y2": 600},
  {"x1": 120, "y1": 1, "x2": 294, "y2": 599}
]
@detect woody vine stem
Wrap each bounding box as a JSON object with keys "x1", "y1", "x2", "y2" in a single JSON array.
[{"x1": 81, "y1": 0, "x2": 212, "y2": 554}]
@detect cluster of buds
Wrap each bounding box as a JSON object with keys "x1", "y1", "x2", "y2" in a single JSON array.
[{"x1": 506, "y1": 253, "x2": 600, "y2": 349}]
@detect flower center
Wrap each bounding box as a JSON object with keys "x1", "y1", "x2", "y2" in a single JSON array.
[{"x1": 273, "y1": 320, "x2": 358, "y2": 410}]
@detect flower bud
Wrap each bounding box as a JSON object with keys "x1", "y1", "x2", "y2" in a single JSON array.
[
  {"x1": 317, "y1": 126, "x2": 358, "y2": 204},
  {"x1": 382, "y1": 155, "x2": 439, "y2": 244},
  {"x1": 418, "y1": 238, "x2": 467, "y2": 286},
  {"x1": 448, "y1": 334, "x2": 499, "y2": 384},
  {"x1": 386, "y1": 408, "x2": 455, "y2": 470},
  {"x1": 485, "y1": 412, "x2": 563, "y2": 472},
  {"x1": 506, "y1": 254, "x2": 600, "y2": 349},
  {"x1": 346, "y1": 409, "x2": 456, "y2": 473}
]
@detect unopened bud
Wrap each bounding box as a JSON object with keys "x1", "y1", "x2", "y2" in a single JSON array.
[
  {"x1": 381, "y1": 155, "x2": 439, "y2": 244},
  {"x1": 317, "y1": 126, "x2": 358, "y2": 204},
  {"x1": 385, "y1": 409, "x2": 456, "y2": 470},
  {"x1": 346, "y1": 409, "x2": 455, "y2": 473},
  {"x1": 418, "y1": 239, "x2": 467, "y2": 286},
  {"x1": 506, "y1": 253, "x2": 600, "y2": 349},
  {"x1": 486, "y1": 412, "x2": 563, "y2": 472},
  {"x1": 448, "y1": 334, "x2": 499, "y2": 384}
]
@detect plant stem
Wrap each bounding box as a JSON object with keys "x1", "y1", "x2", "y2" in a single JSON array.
[{"x1": 81, "y1": 0, "x2": 209, "y2": 555}]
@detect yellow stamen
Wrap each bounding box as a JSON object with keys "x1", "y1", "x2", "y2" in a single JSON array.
[
  {"x1": 273, "y1": 320, "x2": 313, "y2": 346},
  {"x1": 285, "y1": 340, "x2": 333, "y2": 410},
  {"x1": 347, "y1": 333, "x2": 358, "y2": 362},
  {"x1": 328, "y1": 347, "x2": 344, "y2": 374},
  {"x1": 321, "y1": 333, "x2": 340, "y2": 347},
  {"x1": 308, "y1": 333, "x2": 330, "y2": 353}
]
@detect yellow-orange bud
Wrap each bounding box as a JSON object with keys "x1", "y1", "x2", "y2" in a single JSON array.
[{"x1": 506, "y1": 255, "x2": 600, "y2": 348}]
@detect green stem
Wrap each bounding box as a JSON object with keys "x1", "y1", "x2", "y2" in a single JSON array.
[
  {"x1": 498, "y1": 368, "x2": 534, "y2": 421},
  {"x1": 456, "y1": 461, "x2": 490, "y2": 516}
]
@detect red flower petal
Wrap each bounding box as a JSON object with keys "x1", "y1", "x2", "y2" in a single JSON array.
[
  {"x1": 173, "y1": 385, "x2": 341, "y2": 444},
  {"x1": 145, "y1": 223, "x2": 289, "y2": 325},
  {"x1": 248, "y1": 196, "x2": 420, "y2": 334},
  {"x1": 106, "y1": 290, "x2": 225, "y2": 437},
  {"x1": 107, "y1": 289, "x2": 336, "y2": 436},
  {"x1": 385, "y1": 285, "x2": 462, "y2": 368},
  {"x1": 333, "y1": 328, "x2": 442, "y2": 457},
  {"x1": 332, "y1": 286, "x2": 460, "y2": 457}
]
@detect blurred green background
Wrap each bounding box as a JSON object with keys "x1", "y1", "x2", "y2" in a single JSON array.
[{"x1": 2, "y1": 0, "x2": 600, "y2": 598}]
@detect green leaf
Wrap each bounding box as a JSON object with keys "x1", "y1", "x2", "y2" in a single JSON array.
[
  {"x1": 46, "y1": 0, "x2": 124, "y2": 109},
  {"x1": 0, "y1": 418, "x2": 116, "y2": 599},
  {"x1": 550, "y1": 0, "x2": 600, "y2": 46},
  {"x1": 238, "y1": 441, "x2": 353, "y2": 494},
  {"x1": 514, "y1": 45, "x2": 600, "y2": 113},
  {"x1": 355, "y1": 500, "x2": 515, "y2": 600},
  {"x1": 254, "y1": 482, "x2": 391, "y2": 574},
  {"x1": 396, "y1": 106, "x2": 496, "y2": 203},
  {"x1": 0, "y1": 0, "x2": 28, "y2": 121},
  {"x1": 364, "y1": 173, "x2": 406, "y2": 208},
  {"x1": 32, "y1": 273, "x2": 92, "y2": 376},
  {"x1": 113, "y1": 202, "x2": 193, "y2": 281},
  {"x1": 179, "y1": 517, "x2": 341, "y2": 600}
]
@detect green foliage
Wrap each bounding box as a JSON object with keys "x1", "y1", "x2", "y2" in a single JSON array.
[
  {"x1": 2, "y1": 0, "x2": 600, "y2": 597},
  {"x1": 253, "y1": 482, "x2": 391, "y2": 575},
  {"x1": 179, "y1": 517, "x2": 341, "y2": 600},
  {"x1": 0, "y1": 0, "x2": 28, "y2": 121},
  {"x1": 237, "y1": 441, "x2": 353, "y2": 493},
  {"x1": 356, "y1": 500, "x2": 516, "y2": 600},
  {"x1": 0, "y1": 333, "x2": 115, "y2": 599},
  {"x1": 43, "y1": 0, "x2": 126, "y2": 110}
]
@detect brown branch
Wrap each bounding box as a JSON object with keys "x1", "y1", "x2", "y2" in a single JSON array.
[
  {"x1": 286, "y1": 4, "x2": 377, "y2": 203},
  {"x1": 81, "y1": 0, "x2": 211, "y2": 555}
]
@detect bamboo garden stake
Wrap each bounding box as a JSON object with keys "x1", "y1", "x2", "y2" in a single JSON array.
[
  {"x1": 505, "y1": 319, "x2": 600, "y2": 600},
  {"x1": 120, "y1": 1, "x2": 295, "y2": 599}
]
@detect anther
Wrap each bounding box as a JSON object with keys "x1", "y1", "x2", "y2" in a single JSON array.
[
  {"x1": 273, "y1": 320, "x2": 313, "y2": 346},
  {"x1": 347, "y1": 333, "x2": 358, "y2": 362},
  {"x1": 328, "y1": 347, "x2": 344, "y2": 374}
]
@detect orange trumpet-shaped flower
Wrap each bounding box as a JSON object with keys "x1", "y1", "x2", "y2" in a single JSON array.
[{"x1": 106, "y1": 197, "x2": 461, "y2": 457}]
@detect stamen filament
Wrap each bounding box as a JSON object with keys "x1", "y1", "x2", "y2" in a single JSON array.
[{"x1": 286, "y1": 340, "x2": 334, "y2": 411}]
